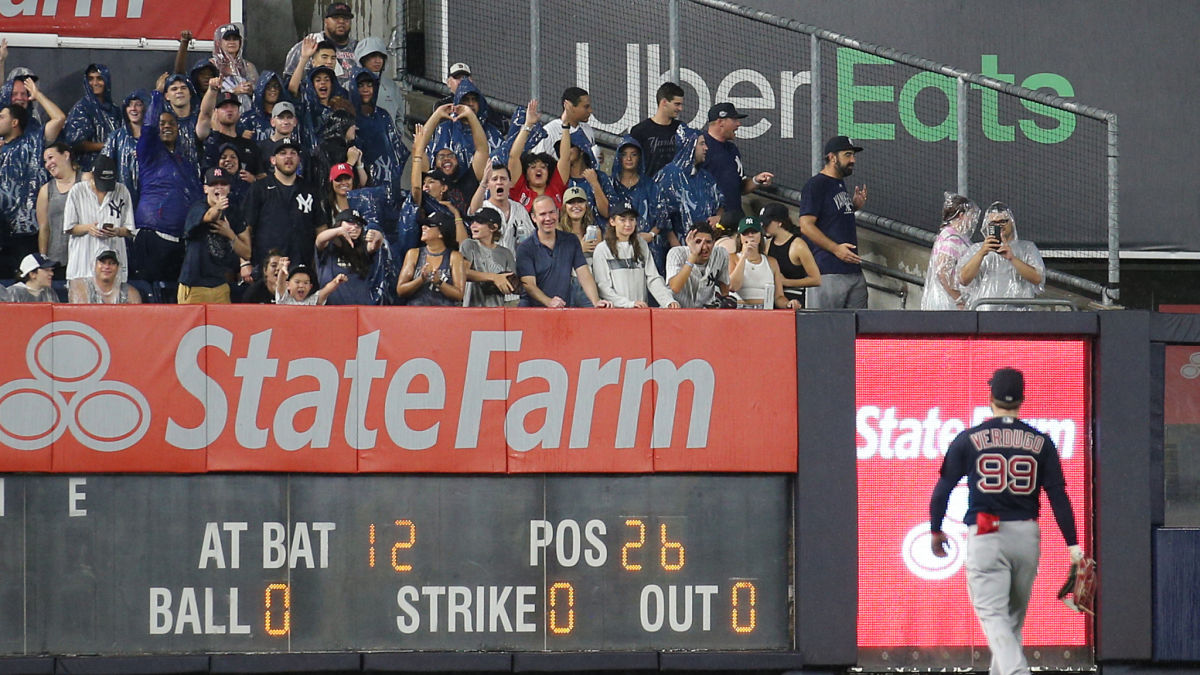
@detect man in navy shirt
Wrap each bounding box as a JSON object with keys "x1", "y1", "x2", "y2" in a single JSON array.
[
  {"x1": 701, "y1": 102, "x2": 774, "y2": 220},
  {"x1": 515, "y1": 195, "x2": 610, "y2": 308},
  {"x1": 929, "y1": 368, "x2": 1084, "y2": 675},
  {"x1": 798, "y1": 135, "x2": 868, "y2": 308}
]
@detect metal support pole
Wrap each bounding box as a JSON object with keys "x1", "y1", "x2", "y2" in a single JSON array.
[
  {"x1": 810, "y1": 34, "x2": 822, "y2": 173},
  {"x1": 390, "y1": 0, "x2": 409, "y2": 122},
  {"x1": 956, "y1": 76, "x2": 968, "y2": 197},
  {"x1": 1106, "y1": 114, "x2": 1120, "y2": 304},
  {"x1": 530, "y1": 0, "x2": 541, "y2": 102},
  {"x1": 669, "y1": 0, "x2": 680, "y2": 84}
]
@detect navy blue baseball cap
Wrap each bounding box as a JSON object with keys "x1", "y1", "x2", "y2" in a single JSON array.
[
  {"x1": 215, "y1": 91, "x2": 240, "y2": 108},
  {"x1": 989, "y1": 368, "x2": 1025, "y2": 405},
  {"x1": 707, "y1": 102, "x2": 748, "y2": 122},
  {"x1": 272, "y1": 138, "x2": 302, "y2": 155},
  {"x1": 610, "y1": 200, "x2": 639, "y2": 218},
  {"x1": 824, "y1": 135, "x2": 864, "y2": 154},
  {"x1": 471, "y1": 208, "x2": 502, "y2": 225}
]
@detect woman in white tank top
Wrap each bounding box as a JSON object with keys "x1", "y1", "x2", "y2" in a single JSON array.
[{"x1": 728, "y1": 216, "x2": 799, "y2": 309}]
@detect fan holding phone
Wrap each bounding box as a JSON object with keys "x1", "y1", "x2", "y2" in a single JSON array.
[{"x1": 955, "y1": 201, "x2": 1046, "y2": 311}]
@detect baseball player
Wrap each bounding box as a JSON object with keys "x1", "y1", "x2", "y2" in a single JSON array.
[{"x1": 929, "y1": 367, "x2": 1084, "y2": 675}]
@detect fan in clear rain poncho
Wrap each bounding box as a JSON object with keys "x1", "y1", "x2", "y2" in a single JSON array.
[
  {"x1": 921, "y1": 192, "x2": 979, "y2": 310},
  {"x1": 956, "y1": 201, "x2": 1045, "y2": 311}
]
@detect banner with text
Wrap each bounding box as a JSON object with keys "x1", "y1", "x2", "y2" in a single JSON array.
[
  {"x1": 856, "y1": 337, "x2": 1092, "y2": 655},
  {"x1": 0, "y1": 306, "x2": 797, "y2": 474},
  {"x1": 1, "y1": 1, "x2": 233, "y2": 41}
]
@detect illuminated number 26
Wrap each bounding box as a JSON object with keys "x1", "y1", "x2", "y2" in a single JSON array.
[{"x1": 621, "y1": 519, "x2": 686, "y2": 571}]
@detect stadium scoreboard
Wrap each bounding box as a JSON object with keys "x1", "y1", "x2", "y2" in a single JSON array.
[{"x1": 0, "y1": 474, "x2": 792, "y2": 655}]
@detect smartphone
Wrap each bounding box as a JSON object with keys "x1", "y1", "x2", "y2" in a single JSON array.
[{"x1": 990, "y1": 224, "x2": 1002, "y2": 241}]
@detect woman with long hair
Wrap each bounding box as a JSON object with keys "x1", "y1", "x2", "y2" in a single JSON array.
[
  {"x1": 560, "y1": 186, "x2": 599, "y2": 260},
  {"x1": 591, "y1": 202, "x2": 677, "y2": 308},
  {"x1": 395, "y1": 211, "x2": 466, "y2": 306},
  {"x1": 760, "y1": 203, "x2": 821, "y2": 307},
  {"x1": 314, "y1": 208, "x2": 389, "y2": 305},
  {"x1": 729, "y1": 216, "x2": 798, "y2": 309}
]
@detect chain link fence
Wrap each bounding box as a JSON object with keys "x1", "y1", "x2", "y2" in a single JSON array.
[{"x1": 404, "y1": 0, "x2": 1117, "y2": 303}]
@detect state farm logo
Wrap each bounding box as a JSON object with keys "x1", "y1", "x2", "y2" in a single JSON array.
[
  {"x1": 0, "y1": 322, "x2": 150, "y2": 452},
  {"x1": 1180, "y1": 352, "x2": 1200, "y2": 379},
  {"x1": 857, "y1": 405, "x2": 1078, "y2": 459},
  {"x1": 902, "y1": 484, "x2": 969, "y2": 580}
]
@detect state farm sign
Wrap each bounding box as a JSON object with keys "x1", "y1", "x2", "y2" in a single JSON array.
[
  {"x1": 856, "y1": 336, "x2": 1092, "y2": 650},
  {"x1": 0, "y1": 306, "x2": 797, "y2": 474}
]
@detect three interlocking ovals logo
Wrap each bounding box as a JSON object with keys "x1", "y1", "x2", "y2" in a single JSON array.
[
  {"x1": 1180, "y1": 352, "x2": 1200, "y2": 379},
  {"x1": 902, "y1": 483, "x2": 970, "y2": 580},
  {"x1": 0, "y1": 321, "x2": 150, "y2": 451}
]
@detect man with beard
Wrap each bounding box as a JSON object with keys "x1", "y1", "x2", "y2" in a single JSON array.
[
  {"x1": 413, "y1": 103, "x2": 488, "y2": 216},
  {"x1": 241, "y1": 138, "x2": 321, "y2": 273},
  {"x1": 284, "y1": 2, "x2": 359, "y2": 90},
  {"x1": 798, "y1": 135, "x2": 869, "y2": 309},
  {"x1": 256, "y1": 101, "x2": 308, "y2": 177}
]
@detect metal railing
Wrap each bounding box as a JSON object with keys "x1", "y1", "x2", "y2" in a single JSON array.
[{"x1": 399, "y1": 0, "x2": 1118, "y2": 305}]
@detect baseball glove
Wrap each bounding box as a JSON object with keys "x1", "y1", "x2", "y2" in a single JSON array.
[{"x1": 1057, "y1": 557, "x2": 1097, "y2": 615}]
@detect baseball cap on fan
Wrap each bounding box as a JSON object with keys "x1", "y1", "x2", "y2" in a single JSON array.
[
  {"x1": 92, "y1": 155, "x2": 117, "y2": 192},
  {"x1": 989, "y1": 367, "x2": 1025, "y2": 405},
  {"x1": 707, "y1": 102, "x2": 748, "y2": 123},
  {"x1": 448, "y1": 62, "x2": 472, "y2": 78},
  {"x1": 325, "y1": 2, "x2": 353, "y2": 18},
  {"x1": 19, "y1": 253, "x2": 55, "y2": 279},
  {"x1": 824, "y1": 135, "x2": 864, "y2": 154}
]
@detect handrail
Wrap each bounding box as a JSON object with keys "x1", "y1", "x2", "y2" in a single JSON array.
[
  {"x1": 765, "y1": 186, "x2": 1109, "y2": 300},
  {"x1": 968, "y1": 298, "x2": 1079, "y2": 311}
]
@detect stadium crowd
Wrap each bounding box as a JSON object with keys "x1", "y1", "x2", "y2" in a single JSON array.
[{"x1": 0, "y1": 3, "x2": 1042, "y2": 310}]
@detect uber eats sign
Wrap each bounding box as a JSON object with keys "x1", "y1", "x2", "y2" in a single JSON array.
[{"x1": 837, "y1": 52, "x2": 1076, "y2": 145}]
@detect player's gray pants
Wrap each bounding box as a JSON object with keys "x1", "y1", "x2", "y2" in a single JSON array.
[
  {"x1": 966, "y1": 520, "x2": 1040, "y2": 675},
  {"x1": 806, "y1": 272, "x2": 867, "y2": 309}
]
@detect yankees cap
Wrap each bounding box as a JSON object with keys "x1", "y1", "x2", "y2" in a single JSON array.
[
  {"x1": 824, "y1": 135, "x2": 864, "y2": 154},
  {"x1": 272, "y1": 138, "x2": 301, "y2": 155},
  {"x1": 204, "y1": 167, "x2": 231, "y2": 185},
  {"x1": 707, "y1": 102, "x2": 748, "y2": 122},
  {"x1": 989, "y1": 367, "x2": 1025, "y2": 405},
  {"x1": 92, "y1": 154, "x2": 117, "y2": 192}
]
